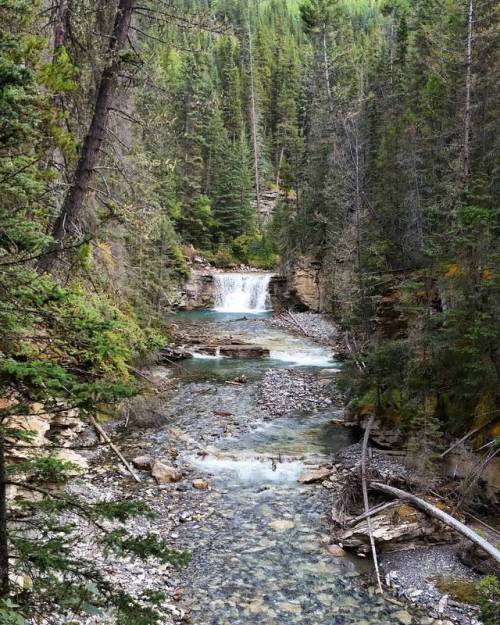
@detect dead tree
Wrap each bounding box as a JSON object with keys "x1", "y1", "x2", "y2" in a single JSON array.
[
  {"x1": 463, "y1": 0, "x2": 474, "y2": 181},
  {"x1": 247, "y1": 16, "x2": 261, "y2": 220}
]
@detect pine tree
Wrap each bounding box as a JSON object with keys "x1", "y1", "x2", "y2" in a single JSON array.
[{"x1": 213, "y1": 133, "x2": 254, "y2": 242}]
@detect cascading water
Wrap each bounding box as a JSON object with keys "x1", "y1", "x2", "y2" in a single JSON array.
[{"x1": 213, "y1": 273, "x2": 272, "y2": 313}]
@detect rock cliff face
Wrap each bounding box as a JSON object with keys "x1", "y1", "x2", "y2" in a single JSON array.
[
  {"x1": 180, "y1": 271, "x2": 215, "y2": 310},
  {"x1": 285, "y1": 255, "x2": 331, "y2": 312},
  {"x1": 179, "y1": 262, "x2": 330, "y2": 312}
]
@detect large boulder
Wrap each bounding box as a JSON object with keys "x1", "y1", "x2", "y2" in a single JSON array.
[
  {"x1": 55, "y1": 449, "x2": 88, "y2": 474},
  {"x1": 219, "y1": 345, "x2": 270, "y2": 359},
  {"x1": 151, "y1": 460, "x2": 182, "y2": 483},
  {"x1": 299, "y1": 467, "x2": 331, "y2": 483}
]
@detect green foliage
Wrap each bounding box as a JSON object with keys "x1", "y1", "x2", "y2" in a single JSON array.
[
  {"x1": 476, "y1": 576, "x2": 500, "y2": 625},
  {"x1": 0, "y1": 599, "x2": 27, "y2": 625},
  {"x1": 0, "y1": 3, "x2": 179, "y2": 622},
  {"x1": 102, "y1": 530, "x2": 191, "y2": 567},
  {"x1": 7, "y1": 456, "x2": 84, "y2": 483}
]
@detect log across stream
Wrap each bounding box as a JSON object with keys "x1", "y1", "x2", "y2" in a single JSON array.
[{"x1": 154, "y1": 310, "x2": 422, "y2": 624}]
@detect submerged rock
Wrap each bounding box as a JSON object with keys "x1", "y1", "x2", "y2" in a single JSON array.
[
  {"x1": 219, "y1": 344, "x2": 270, "y2": 359},
  {"x1": 269, "y1": 519, "x2": 295, "y2": 530}
]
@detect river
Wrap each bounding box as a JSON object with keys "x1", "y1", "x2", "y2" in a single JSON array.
[{"x1": 157, "y1": 274, "x2": 415, "y2": 625}]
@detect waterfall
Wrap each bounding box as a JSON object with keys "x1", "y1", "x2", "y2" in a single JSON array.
[{"x1": 213, "y1": 273, "x2": 272, "y2": 313}]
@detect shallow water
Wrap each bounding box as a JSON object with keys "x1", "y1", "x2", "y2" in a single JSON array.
[{"x1": 163, "y1": 312, "x2": 415, "y2": 624}]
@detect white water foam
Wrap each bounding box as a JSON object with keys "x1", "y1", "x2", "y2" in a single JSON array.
[
  {"x1": 191, "y1": 347, "x2": 223, "y2": 360},
  {"x1": 189, "y1": 455, "x2": 305, "y2": 485},
  {"x1": 213, "y1": 273, "x2": 272, "y2": 313},
  {"x1": 269, "y1": 348, "x2": 337, "y2": 367}
]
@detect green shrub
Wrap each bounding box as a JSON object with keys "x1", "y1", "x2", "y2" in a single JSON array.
[{"x1": 476, "y1": 576, "x2": 500, "y2": 625}]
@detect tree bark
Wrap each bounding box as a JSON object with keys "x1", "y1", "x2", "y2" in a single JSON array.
[
  {"x1": 39, "y1": 0, "x2": 136, "y2": 271},
  {"x1": 463, "y1": 0, "x2": 473, "y2": 181},
  {"x1": 53, "y1": 0, "x2": 69, "y2": 51},
  {"x1": 0, "y1": 431, "x2": 9, "y2": 598},
  {"x1": 371, "y1": 482, "x2": 500, "y2": 564}
]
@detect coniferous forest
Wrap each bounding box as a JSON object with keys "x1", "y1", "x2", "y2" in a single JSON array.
[{"x1": 0, "y1": 1, "x2": 499, "y2": 623}]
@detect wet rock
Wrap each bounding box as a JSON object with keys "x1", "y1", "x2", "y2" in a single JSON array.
[
  {"x1": 326, "y1": 544, "x2": 347, "y2": 557},
  {"x1": 219, "y1": 344, "x2": 270, "y2": 359},
  {"x1": 179, "y1": 271, "x2": 215, "y2": 310},
  {"x1": 132, "y1": 455, "x2": 152, "y2": 470},
  {"x1": 394, "y1": 610, "x2": 413, "y2": 625},
  {"x1": 158, "y1": 344, "x2": 193, "y2": 362},
  {"x1": 269, "y1": 519, "x2": 295, "y2": 530},
  {"x1": 279, "y1": 601, "x2": 302, "y2": 614},
  {"x1": 192, "y1": 478, "x2": 209, "y2": 490},
  {"x1": 299, "y1": 467, "x2": 331, "y2": 483},
  {"x1": 151, "y1": 460, "x2": 182, "y2": 483}
]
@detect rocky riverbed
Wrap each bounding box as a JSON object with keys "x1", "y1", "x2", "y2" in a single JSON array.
[{"x1": 37, "y1": 310, "x2": 491, "y2": 625}]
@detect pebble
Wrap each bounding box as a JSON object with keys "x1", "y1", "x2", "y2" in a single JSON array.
[
  {"x1": 259, "y1": 369, "x2": 335, "y2": 417},
  {"x1": 269, "y1": 519, "x2": 295, "y2": 530},
  {"x1": 326, "y1": 544, "x2": 347, "y2": 557},
  {"x1": 192, "y1": 478, "x2": 209, "y2": 490}
]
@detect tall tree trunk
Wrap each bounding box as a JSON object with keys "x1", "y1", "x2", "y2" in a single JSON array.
[
  {"x1": 39, "y1": 0, "x2": 136, "y2": 271},
  {"x1": 322, "y1": 26, "x2": 333, "y2": 112},
  {"x1": 51, "y1": 1, "x2": 70, "y2": 176},
  {"x1": 0, "y1": 431, "x2": 9, "y2": 598},
  {"x1": 463, "y1": 0, "x2": 473, "y2": 181},
  {"x1": 247, "y1": 17, "x2": 261, "y2": 223},
  {"x1": 53, "y1": 0, "x2": 69, "y2": 53}
]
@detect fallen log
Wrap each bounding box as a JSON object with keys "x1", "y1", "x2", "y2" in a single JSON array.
[
  {"x1": 371, "y1": 482, "x2": 500, "y2": 564},
  {"x1": 285, "y1": 310, "x2": 308, "y2": 336},
  {"x1": 90, "y1": 416, "x2": 141, "y2": 483},
  {"x1": 347, "y1": 500, "x2": 398, "y2": 526},
  {"x1": 439, "y1": 418, "x2": 495, "y2": 458},
  {"x1": 361, "y1": 414, "x2": 383, "y2": 593}
]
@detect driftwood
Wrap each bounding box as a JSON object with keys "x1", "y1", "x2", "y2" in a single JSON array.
[
  {"x1": 285, "y1": 310, "x2": 308, "y2": 336},
  {"x1": 344, "y1": 332, "x2": 366, "y2": 373},
  {"x1": 371, "y1": 482, "x2": 500, "y2": 564},
  {"x1": 90, "y1": 416, "x2": 141, "y2": 483},
  {"x1": 361, "y1": 414, "x2": 383, "y2": 592},
  {"x1": 439, "y1": 418, "x2": 495, "y2": 458},
  {"x1": 347, "y1": 500, "x2": 398, "y2": 526}
]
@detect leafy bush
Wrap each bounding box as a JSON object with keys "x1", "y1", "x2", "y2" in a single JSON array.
[{"x1": 476, "y1": 576, "x2": 500, "y2": 625}]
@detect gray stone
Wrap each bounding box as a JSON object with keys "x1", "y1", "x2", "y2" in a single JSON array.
[
  {"x1": 132, "y1": 455, "x2": 152, "y2": 470},
  {"x1": 394, "y1": 610, "x2": 413, "y2": 625}
]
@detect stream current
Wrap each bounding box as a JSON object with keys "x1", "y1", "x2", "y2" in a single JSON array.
[{"x1": 160, "y1": 299, "x2": 415, "y2": 624}]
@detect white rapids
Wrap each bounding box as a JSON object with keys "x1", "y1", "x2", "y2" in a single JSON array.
[
  {"x1": 188, "y1": 454, "x2": 306, "y2": 485},
  {"x1": 213, "y1": 273, "x2": 272, "y2": 313}
]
